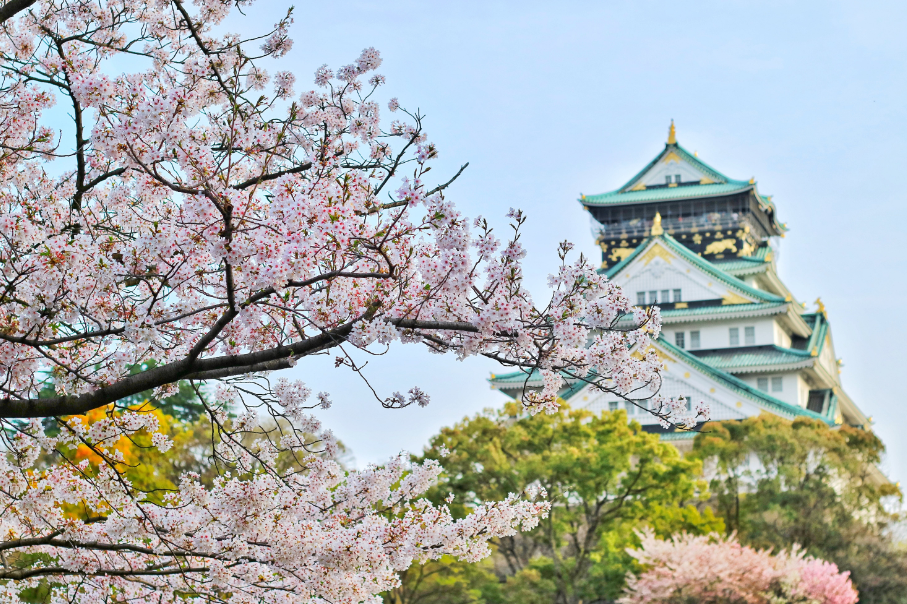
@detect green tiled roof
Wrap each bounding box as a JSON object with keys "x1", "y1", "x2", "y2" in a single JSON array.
[
  {"x1": 659, "y1": 431, "x2": 698, "y2": 441},
  {"x1": 802, "y1": 312, "x2": 829, "y2": 356},
  {"x1": 489, "y1": 369, "x2": 591, "y2": 403},
  {"x1": 579, "y1": 140, "x2": 787, "y2": 233},
  {"x1": 583, "y1": 182, "x2": 752, "y2": 206},
  {"x1": 490, "y1": 339, "x2": 831, "y2": 424},
  {"x1": 656, "y1": 338, "x2": 831, "y2": 424},
  {"x1": 489, "y1": 369, "x2": 541, "y2": 385},
  {"x1": 660, "y1": 302, "x2": 788, "y2": 321},
  {"x1": 712, "y1": 246, "x2": 773, "y2": 275},
  {"x1": 604, "y1": 233, "x2": 786, "y2": 305},
  {"x1": 692, "y1": 345, "x2": 814, "y2": 372}
]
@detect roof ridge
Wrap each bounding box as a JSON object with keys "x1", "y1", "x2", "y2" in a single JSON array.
[{"x1": 607, "y1": 141, "x2": 748, "y2": 195}]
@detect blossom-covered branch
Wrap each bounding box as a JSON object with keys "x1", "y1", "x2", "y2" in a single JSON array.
[{"x1": 0, "y1": 1, "x2": 695, "y2": 601}]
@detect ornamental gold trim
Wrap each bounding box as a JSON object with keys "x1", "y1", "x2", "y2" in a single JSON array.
[{"x1": 640, "y1": 242, "x2": 674, "y2": 266}]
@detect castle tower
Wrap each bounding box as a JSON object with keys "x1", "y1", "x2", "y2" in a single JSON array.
[
  {"x1": 490, "y1": 123, "x2": 876, "y2": 459},
  {"x1": 583, "y1": 120, "x2": 786, "y2": 270}
]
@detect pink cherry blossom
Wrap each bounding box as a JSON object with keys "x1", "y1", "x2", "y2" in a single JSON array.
[
  {"x1": 621, "y1": 531, "x2": 859, "y2": 604},
  {"x1": 0, "y1": 1, "x2": 692, "y2": 601}
]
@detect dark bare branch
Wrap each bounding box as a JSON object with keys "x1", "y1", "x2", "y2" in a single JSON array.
[{"x1": 0, "y1": 0, "x2": 37, "y2": 25}]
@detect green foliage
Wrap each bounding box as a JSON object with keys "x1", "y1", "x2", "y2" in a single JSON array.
[
  {"x1": 399, "y1": 403, "x2": 722, "y2": 604},
  {"x1": 386, "y1": 557, "x2": 502, "y2": 604},
  {"x1": 691, "y1": 414, "x2": 907, "y2": 604}
]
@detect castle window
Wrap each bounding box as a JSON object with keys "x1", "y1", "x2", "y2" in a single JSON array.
[
  {"x1": 673, "y1": 289, "x2": 682, "y2": 302},
  {"x1": 675, "y1": 332, "x2": 685, "y2": 349},
  {"x1": 637, "y1": 291, "x2": 646, "y2": 306},
  {"x1": 807, "y1": 391, "x2": 826, "y2": 413},
  {"x1": 665, "y1": 175, "x2": 671, "y2": 184},
  {"x1": 661, "y1": 290, "x2": 670, "y2": 304},
  {"x1": 757, "y1": 377, "x2": 769, "y2": 392},
  {"x1": 745, "y1": 326, "x2": 756, "y2": 345},
  {"x1": 626, "y1": 402, "x2": 635, "y2": 415},
  {"x1": 649, "y1": 290, "x2": 658, "y2": 304},
  {"x1": 608, "y1": 400, "x2": 618, "y2": 412},
  {"x1": 729, "y1": 327, "x2": 740, "y2": 346},
  {"x1": 771, "y1": 377, "x2": 783, "y2": 392},
  {"x1": 690, "y1": 330, "x2": 701, "y2": 349},
  {"x1": 675, "y1": 174, "x2": 682, "y2": 183}
]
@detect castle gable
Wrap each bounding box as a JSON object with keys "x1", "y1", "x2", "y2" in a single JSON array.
[{"x1": 608, "y1": 237, "x2": 782, "y2": 307}]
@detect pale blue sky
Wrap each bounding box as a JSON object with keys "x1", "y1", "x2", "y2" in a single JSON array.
[{"x1": 231, "y1": 2, "x2": 907, "y2": 482}]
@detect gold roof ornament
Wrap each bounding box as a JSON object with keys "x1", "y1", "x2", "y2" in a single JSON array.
[
  {"x1": 749, "y1": 177, "x2": 755, "y2": 184},
  {"x1": 667, "y1": 120, "x2": 676, "y2": 145},
  {"x1": 815, "y1": 297, "x2": 827, "y2": 315},
  {"x1": 651, "y1": 212, "x2": 664, "y2": 236}
]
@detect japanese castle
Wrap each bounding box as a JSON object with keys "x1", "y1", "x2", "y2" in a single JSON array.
[{"x1": 490, "y1": 122, "x2": 871, "y2": 450}]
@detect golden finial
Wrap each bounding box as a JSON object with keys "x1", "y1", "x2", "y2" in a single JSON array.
[
  {"x1": 815, "y1": 297, "x2": 827, "y2": 315},
  {"x1": 651, "y1": 212, "x2": 664, "y2": 236},
  {"x1": 748, "y1": 177, "x2": 755, "y2": 184},
  {"x1": 667, "y1": 120, "x2": 676, "y2": 145},
  {"x1": 581, "y1": 193, "x2": 586, "y2": 200}
]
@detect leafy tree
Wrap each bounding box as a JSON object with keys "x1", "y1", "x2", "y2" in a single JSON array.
[
  {"x1": 691, "y1": 415, "x2": 906, "y2": 603},
  {"x1": 408, "y1": 404, "x2": 723, "y2": 604}
]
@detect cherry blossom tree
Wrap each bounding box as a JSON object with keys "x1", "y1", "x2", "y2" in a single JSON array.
[
  {"x1": 621, "y1": 531, "x2": 859, "y2": 604},
  {"x1": 0, "y1": 1, "x2": 700, "y2": 601}
]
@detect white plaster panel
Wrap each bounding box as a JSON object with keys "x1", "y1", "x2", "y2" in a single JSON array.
[
  {"x1": 737, "y1": 372, "x2": 807, "y2": 409},
  {"x1": 818, "y1": 330, "x2": 837, "y2": 379},
  {"x1": 773, "y1": 321, "x2": 792, "y2": 348},
  {"x1": 618, "y1": 243, "x2": 757, "y2": 304},
  {"x1": 639, "y1": 157, "x2": 707, "y2": 187},
  {"x1": 798, "y1": 374, "x2": 811, "y2": 408},
  {"x1": 664, "y1": 317, "x2": 780, "y2": 350}
]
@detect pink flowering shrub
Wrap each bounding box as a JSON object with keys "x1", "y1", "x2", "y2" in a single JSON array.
[
  {"x1": 0, "y1": 0, "x2": 705, "y2": 602},
  {"x1": 621, "y1": 531, "x2": 859, "y2": 604}
]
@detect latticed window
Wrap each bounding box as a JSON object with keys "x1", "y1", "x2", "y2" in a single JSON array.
[
  {"x1": 673, "y1": 289, "x2": 682, "y2": 302},
  {"x1": 729, "y1": 328, "x2": 740, "y2": 346},
  {"x1": 757, "y1": 377, "x2": 769, "y2": 392},
  {"x1": 675, "y1": 332, "x2": 685, "y2": 349},
  {"x1": 772, "y1": 377, "x2": 783, "y2": 392},
  {"x1": 690, "y1": 330, "x2": 701, "y2": 349},
  {"x1": 637, "y1": 291, "x2": 646, "y2": 306},
  {"x1": 745, "y1": 326, "x2": 756, "y2": 345}
]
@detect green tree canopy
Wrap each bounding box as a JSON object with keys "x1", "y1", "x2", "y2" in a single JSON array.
[
  {"x1": 691, "y1": 414, "x2": 905, "y2": 604},
  {"x1": 399, "y1": 403, "x2": 721, "y2": 604}
]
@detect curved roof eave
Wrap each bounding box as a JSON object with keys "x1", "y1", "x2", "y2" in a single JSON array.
[{"x1": 655, "y1": 338, "x2": 832, "y2": 424}]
